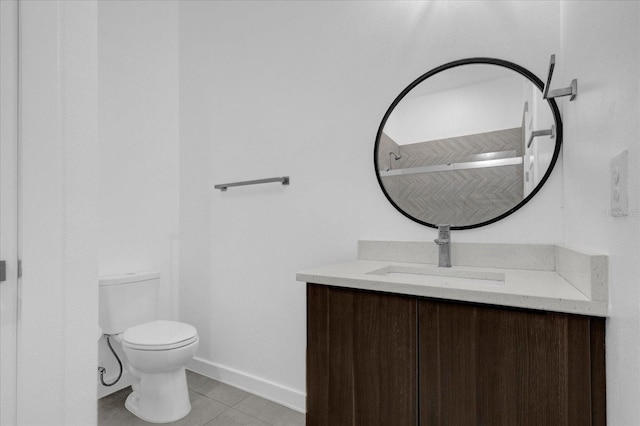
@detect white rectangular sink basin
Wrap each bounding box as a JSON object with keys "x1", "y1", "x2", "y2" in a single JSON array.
[{"x1": 367, "y1": 265, "x2": 505, "y2": 287}]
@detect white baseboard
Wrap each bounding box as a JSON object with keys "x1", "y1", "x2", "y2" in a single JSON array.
[{"x1": 187, "y1": 356, "x2": 306, "y2": 413}]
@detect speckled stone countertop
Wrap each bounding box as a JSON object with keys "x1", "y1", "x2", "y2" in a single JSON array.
[{"x1": 296, "y1": 241, "x2": 608, "y2": 317}]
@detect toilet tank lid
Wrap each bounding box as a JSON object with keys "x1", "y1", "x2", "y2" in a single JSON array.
[{"x1": 99, "y1": 271, "x2": 160, "y2": 286}]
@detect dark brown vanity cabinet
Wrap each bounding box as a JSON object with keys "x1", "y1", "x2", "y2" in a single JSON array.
[
  {"x1": 307, "y1": 284, "x2": 606, "y2": 426},
  {"x1": 306, "y1": 284, "x2": 418, "y2": 426},
  {"x1": 419, "y1": 299, "x2": 606, "y2": 426}
]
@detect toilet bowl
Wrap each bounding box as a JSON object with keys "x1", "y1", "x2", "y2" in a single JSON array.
[
  {"x1": 115, "y1": 320, "x2": 199, "y2": 423},
  {"x1": 99, "y1": 272, "x2": 199, "y2": 423}
]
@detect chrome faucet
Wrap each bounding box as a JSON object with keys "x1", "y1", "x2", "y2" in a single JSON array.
[{"x1": 434, "y1": 224, "x2": 451, "y2": 267}]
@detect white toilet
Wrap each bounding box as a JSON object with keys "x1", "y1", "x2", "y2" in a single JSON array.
[{"x1": 99, "y1": 272, "x2": 199, "y2": 423}]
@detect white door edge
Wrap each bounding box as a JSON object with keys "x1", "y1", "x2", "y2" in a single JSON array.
[{"x1": 0, "y1": 0, "x2": 20, "y2": 425}]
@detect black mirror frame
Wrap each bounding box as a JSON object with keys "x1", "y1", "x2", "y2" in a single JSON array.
[{"x1": 374, "y1": 57, "x2": 563, "y2": 230}]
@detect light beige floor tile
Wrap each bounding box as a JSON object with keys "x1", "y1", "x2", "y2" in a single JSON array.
[
  {"x1": 187, "y1": 370, "x2": 251, "y2": 406},
  {"x1": 100, "y1": 374, "x2": 306, "y2": 426},
  {"x1": 98, "y1": 387, "x2": 229, "y2": 426},
  {"x1": 167, "y1": 391, "x2": 229, "y2": 426},
  {"x1": 205, "y1": 408, "x2": 270, "y2": 426},
  {"x1": 98, "y1": 387, "x2": 142, "y2": 426},
  {"x1": 234, "y1": 395, "x2": 305, "y2": 426}
]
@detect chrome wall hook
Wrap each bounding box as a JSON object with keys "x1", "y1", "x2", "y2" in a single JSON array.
[{"x1": 543, "y1": 54, "x2": 577, "y2": 101}]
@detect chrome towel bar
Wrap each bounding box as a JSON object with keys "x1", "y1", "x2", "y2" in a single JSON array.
[{"x1": 214, "y1": 176, "x2": 290, "y2": 191}]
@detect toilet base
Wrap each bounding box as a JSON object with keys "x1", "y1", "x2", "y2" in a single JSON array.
[{"x1": 125, "y1": 366, "x2": 191, "y2": 423}]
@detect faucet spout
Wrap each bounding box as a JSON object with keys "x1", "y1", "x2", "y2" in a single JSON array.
[{"x1": 434, "y1": 224, "x2": 451, "y2": 267}]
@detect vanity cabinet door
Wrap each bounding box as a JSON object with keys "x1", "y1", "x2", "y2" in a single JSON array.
[
  {"x1": 418, "y1": 300, "x2": 606, "y2": 426},
  {"x1": 307, "y1": 284, "x2": 417, "y2": 426}
]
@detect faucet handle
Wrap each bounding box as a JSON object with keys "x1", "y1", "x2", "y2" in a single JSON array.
[
  {"x1": 435, "y1": 224, "x2": 451, "y2": 244},
  {"x1": 437, "y1": 224, "x2": 450, "y2": 238}
]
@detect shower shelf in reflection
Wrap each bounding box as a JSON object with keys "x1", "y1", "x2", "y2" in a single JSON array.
[{"x1": 379, "y1": 156, "x2": 523, "y2": 177}]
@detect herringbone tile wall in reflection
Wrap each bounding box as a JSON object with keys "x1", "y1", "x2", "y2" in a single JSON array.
[
  {"x1": 383, "y1": 164, "x2": 523, "y2": 225},
  {"x1": 378, "y1": 127, "x2": 523, "y2": 225}
]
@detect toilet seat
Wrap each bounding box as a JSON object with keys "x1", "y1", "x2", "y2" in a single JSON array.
[{"x1": 122, "y1": 320, "x2": 198, "y2": 351}]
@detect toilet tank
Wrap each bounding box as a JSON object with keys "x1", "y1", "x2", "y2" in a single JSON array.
[{"x1": 99, "y1": 271, "x2": 160, "y2": 335}]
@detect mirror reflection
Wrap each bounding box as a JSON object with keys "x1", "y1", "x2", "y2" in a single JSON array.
[{"x1": 375, "y1": 61, "x2": 560, "y2": 229}]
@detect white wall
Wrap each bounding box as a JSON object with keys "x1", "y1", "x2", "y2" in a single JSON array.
[
  {"x1": 25, "y1": 1, "x2": 633, "y2": 422},
  {"x1": 386, "y1": 75, "x2": 525, "y2": 144},
  {"x1": 19, "y1": 1, "x2": 99, "y2": 424},
  {"x1": 179, "y1": 0, "x2": 563, "y2": 411},
  {"x1": 560, "y1": 2, "x2": 640, "y2": 424},
  {"x1": 97, "y1": 0, "x2": 180, "y2": 397}
]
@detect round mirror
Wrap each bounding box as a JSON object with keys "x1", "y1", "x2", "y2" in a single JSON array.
[{"x1": 374, "y1": 58, "x2": 562, "y2": 230}]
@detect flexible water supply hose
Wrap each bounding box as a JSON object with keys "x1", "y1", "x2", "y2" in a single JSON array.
[{"x1": 98, "y1": 334, "x2": 123, "y2": 387}]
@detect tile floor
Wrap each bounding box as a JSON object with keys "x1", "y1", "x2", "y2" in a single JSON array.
[{"x1": 98, "y1": 370, "x2": 305, "y2": 426}]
